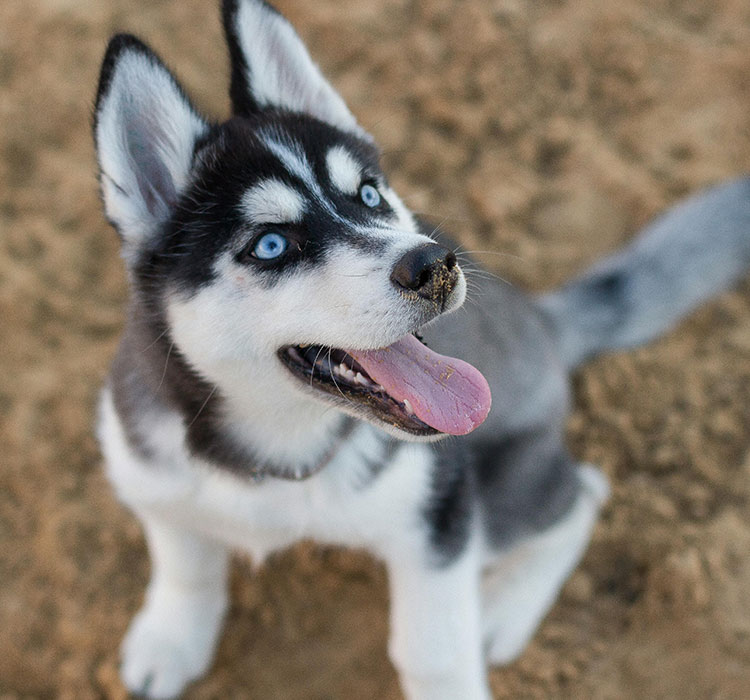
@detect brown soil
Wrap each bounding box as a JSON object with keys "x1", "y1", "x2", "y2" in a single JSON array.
[{"x1": 3, "y1": 1, "x2": 750, "y2": 698}]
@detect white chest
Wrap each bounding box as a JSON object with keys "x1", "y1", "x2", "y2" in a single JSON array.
[{"x1": 99, "y1": 390, "x2": 435, "y2": 564}]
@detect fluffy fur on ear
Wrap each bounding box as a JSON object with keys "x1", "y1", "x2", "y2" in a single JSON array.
[
  {"x1": 94, "y1": 34, "x2": 209, "y2": 259},
  {"x1": 222, "y1": 0, "x2": 366, "y2": 136}
]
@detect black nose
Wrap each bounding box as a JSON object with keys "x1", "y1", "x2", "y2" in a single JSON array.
[{"x1": 390, "y1": 243, "x2": 458, "y2": 304}]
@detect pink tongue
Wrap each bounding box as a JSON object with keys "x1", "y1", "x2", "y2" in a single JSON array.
[{"x1": 348, "y1": 334, "x2": 491, "y2": 435}]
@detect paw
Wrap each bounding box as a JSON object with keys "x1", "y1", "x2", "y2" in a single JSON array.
[
  {"x1": 483, "y1": 464, "x2": 608, "y2": 668},
  {"x1": 399, "y1": 672, "x2": 492, "y2": 700},
  {"x1": 120, "y1": 590, "x2": 227, "y2": 699},
  {"x1": 121, "y1": 627, "x2": 198, "y2": 699}
]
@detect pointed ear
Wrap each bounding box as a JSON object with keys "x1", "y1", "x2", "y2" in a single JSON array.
[
  {"x1": 94, "y1": 35, "x2": 209, "y2": 258},
  {"x1": 222, "y1": 0, "x2": 365, "y2": 135}
]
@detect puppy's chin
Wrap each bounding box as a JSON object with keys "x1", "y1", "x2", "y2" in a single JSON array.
[{"x1": 369, "y1": 419, "x2": 450, "y2": 443}]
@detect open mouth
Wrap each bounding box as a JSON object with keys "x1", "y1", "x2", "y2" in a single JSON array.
[
  {"x1": 279, "y1": 342, "x2": 437, "y2": 435},
  {"x1": 278, "y1": 333, "x2": 492, "y2": 437}
]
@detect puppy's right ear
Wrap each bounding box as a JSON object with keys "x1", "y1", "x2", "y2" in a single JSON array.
[{"x1": 94, "y1": 35, "x2": 209, "y2": 260}]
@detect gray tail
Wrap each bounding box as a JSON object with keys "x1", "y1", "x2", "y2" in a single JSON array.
[{"x1": 537, "y1": 177, "x2": 750, "y2": 369}]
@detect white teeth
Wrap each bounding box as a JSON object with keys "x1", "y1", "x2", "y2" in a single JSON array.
[
  {"x1": 325, "y1": 360, "x2": 377, "y2": 389},
  {"x1": 403, "y1": 399, "x2": 414, "y2": 415},
  {"x1": 332, "y1": 363, "x2": 359, "y2": 383}
]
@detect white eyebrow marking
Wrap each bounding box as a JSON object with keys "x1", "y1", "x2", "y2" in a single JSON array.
[
  {"x1": 326, "y1": 146, "x2": 362, "y2": 195},
  {"x1": 259, "y1": 131, "x2": 316, "y2": 189},
  {"x1": 241, "y1": 179, "x2": 306, "y2": 224},
  {"x1": 259, "y1": 131, "x2": 351, "y2": 225}
]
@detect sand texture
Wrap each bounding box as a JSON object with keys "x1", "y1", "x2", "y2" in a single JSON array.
[{"x1": 3, "y1": 1, "x2": 750, "y2": 697}]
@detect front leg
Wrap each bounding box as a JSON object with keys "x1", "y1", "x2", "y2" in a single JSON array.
[
  {"x1": 120, "y1": 515, "x2": 230, "y2": 699},
  {"x1": 386, "y1": 540, "x2": 491, "y2": 700}
]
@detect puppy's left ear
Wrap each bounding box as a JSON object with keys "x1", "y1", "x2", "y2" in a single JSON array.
[{"x1": 222, "y1": 0, "x2": 365, "y2": 136}]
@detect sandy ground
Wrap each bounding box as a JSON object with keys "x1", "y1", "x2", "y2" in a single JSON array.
[{"x1": 3, "y1": 0, "x2": 750, "y2": 697}]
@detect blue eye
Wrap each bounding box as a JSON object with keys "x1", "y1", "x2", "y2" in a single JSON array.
[
  {"x1": 359, "y1": 183, "x2": 381, "y2": 208},
  {"x1": 252, "y1": 232, "x2": 288, "y2": 260}
]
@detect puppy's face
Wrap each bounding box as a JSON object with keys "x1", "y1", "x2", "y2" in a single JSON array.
[
  {"x1": 162, "y1": 114, "x2": 467, "y2": 437},
  {"x1": 94, "y1": 2, "x2": 489, "y2": 440}
]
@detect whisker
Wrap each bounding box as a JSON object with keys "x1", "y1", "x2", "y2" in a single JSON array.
[
  {"x1": 461, "y1": 261, "x2": 513, "y2": 287},
  {"x1": 462, "y1": 268, "x2": 513, "y2": 287},
  {"x1": 427, "y1": 216, "x2": 451, "y2": 241},
  {"x1": 328, "y1": 348, "x2": 351, "y2": 403},
  {"x1": 188, "y1": 385, "x2": 218, "y2": 428},
  {"x1": 156, "y1": 342, "x2": 174, "y2": 392},
  {"x1": 140, "y1": 326, "x2": 169, "y2": 353},
  {"x1": 462, "y1": 295, "x2": 481, "y2": 310},
  {"x1": 455, "y1": 249, "x2": 527, "y2": 262},
  {"x1": 311, "y1": 345, "x2": 327, "y2": 387}
]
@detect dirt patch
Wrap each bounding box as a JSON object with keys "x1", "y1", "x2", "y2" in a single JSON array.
[{"x1": 3, "y1": 0, "x2": 750, "y2": 697}]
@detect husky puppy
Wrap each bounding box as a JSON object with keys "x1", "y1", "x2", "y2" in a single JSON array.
[{"x1": 93, "y1": 1, "x2": 750, "y2": 697}]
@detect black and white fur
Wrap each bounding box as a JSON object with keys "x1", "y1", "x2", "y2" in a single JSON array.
[{"x1": 93, "y1": 2, "x2": 750, "y2": 698}]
